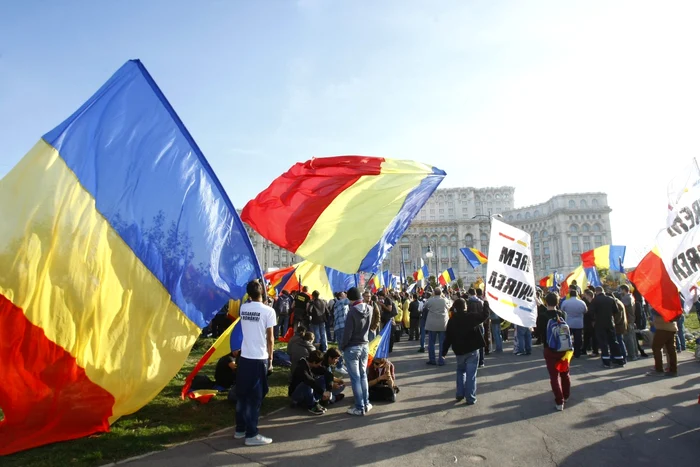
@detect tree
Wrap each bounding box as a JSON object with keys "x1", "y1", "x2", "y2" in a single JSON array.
[
  {"x1": 456, "y1": 278, "x2": 464, "y2": 289},
  {"x1": 428, "y1": 275, "x2": 437, "y2": 289},
  {"x1": 406, "y1": 276, "x2": 415, "y2": 285}
]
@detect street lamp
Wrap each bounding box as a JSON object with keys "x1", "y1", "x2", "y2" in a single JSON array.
[{"x1": 425, "y1": 243, "x2": 439, "y2": 285}]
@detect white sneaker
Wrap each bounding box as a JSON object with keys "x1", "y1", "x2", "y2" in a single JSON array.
[
  {"x1": 336, "y1": 368, "x2": 349, "y2": 376},
  {"x1": 555, "y1": 404, "x2": 564, "y2": 411},
  {"x1": 245, "y1": 434, "x2": 273, "y2": 446},
  {"x1": 347, "y1": 407, "x2": 365, "y2": 416},
  {"x1": 234, "y1": 431, "x2": 246, "y2": 439},
  {"x1": 364, "y1": 403, "x2": 373, "y2": 413}
]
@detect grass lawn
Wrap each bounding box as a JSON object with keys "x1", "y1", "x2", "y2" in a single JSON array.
[
  {"x1": 685, "y1": 312, "x2": 699, "y2": 352},
  {"x1": 1, "y1": 339, "x2": 292, "y2": 467}
]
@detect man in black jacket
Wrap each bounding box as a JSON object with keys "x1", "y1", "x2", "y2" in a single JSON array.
[
  {"x1": 442, "y1": 298, "x2": 489, "y2": 405},
  {"x1": 288, "y1": 350, "x2": 330, "y2": 415},
  {"x1": 588, "y1": 287, "x2": 624, "y2": 368}
]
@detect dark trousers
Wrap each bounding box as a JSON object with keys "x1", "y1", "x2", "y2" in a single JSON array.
[
  {"x1": 572, "y1": 328, "x2": 583, "y2": 357},
  {"x1": 543, "y1": 348, "x2": 571, "y2": 405},
  {"x1": 482, "y1": 319, "x2": 491, "y2": 355},
  {"x1": 595, "y1": 328, "x2": 623, "y2": 367},
  {"x1": 369, "y1": 385, "x2": 396, "y2": 402},
  {"x1": 652, "y1": 330, "x2": 677, "y2": 373},
  {"x1": 584, "y1": 325, "x2": 598, "y2": 353},
  {"x1": 235, "y1": 357, "x2": 269, "y2": 438},
  {"x1": 409, "y1": 319, "x2": 420, "y2": 340}
]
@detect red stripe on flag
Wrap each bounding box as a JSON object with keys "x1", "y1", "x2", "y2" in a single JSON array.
[
  {"x1": 181, "y1": 344, "x2": 218, "y2": 399},
  {"x1": 487, "y1": 292, "x2": 499, "y2": 301},
  {"x1": 498, "y1": 232, "x2": 514, "y2": 241},
  {"x1": 241, "y1": 156, "x2": 384, "y2": 253},
  {"x1": 580, "y1": 250, "x2": 596, "y2": 269},
  {"x1": 627, "y1": 251, "x2": 682, "y2": 321},
  {"x1": 0, "y1": 294, "x2": 115, "y2": 455}
]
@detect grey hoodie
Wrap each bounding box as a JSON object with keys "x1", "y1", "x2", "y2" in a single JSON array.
[{"x1": 341, "y1": 301, "x2": 371, "y2": 350}]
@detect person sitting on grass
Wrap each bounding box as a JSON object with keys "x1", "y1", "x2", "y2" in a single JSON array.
[
  {"x1": 288, "y1": 350, "x2": 330, "y2": 415},
  {"x1": 312, "y1": 348, "x2": 346, "y2": 405},
  {"x1": 368, "y1": 357, "x2": 398, "y2": 403},
  {"x1": 288, "y1": 328, "x2": 315, "y2": 377}
]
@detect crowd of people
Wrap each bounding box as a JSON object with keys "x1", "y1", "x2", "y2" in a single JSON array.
[{"x1": 220, "y1": 277, "x2": 690, "y2": 446}]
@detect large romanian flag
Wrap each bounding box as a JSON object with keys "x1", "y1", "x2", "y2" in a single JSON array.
[
  {"x1": 460, "y1": 248, "x2": 488, "y2": 269},
  {"x1": 580, "y1": 245, "x2": 627, "y2": 273},
  {"x1": 0, "y1": 60, "x2": 262, "y2": 454},
  {"x1": 241, "y1": 157, "x2": 445, "y2": 274}
]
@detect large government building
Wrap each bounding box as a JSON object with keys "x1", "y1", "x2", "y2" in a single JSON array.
[{"x1": 243, "y1": 187, "x2": 613, "y2": 283}]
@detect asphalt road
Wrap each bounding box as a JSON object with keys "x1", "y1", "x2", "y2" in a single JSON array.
[{"x1": 115, "y1": 336, "x2": 700, "y2": 467}]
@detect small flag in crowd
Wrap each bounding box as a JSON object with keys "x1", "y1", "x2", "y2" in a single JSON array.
[
  {"x1": 438, "y1": 268, "x2": 456, "y2": 286},
  {"x1": 367, "y1": 321, "x2": 393, "y2": 367}
]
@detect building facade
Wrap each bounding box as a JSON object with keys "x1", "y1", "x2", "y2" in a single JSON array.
[{"x1": 242, "y1": 188, "x2": 613, "y2": 283}]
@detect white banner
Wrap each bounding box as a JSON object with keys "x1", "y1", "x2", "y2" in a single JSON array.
[
  {"x1": 485, "y1": 218, "x2": 537, "y2": 327},
  {"x1": 656, "y1": 181, "x2": 700, "y2": 312}
]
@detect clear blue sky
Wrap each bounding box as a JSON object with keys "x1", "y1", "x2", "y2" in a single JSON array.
[{"x1": 2, "y1": 0, "x2": 700, "y2": 266}]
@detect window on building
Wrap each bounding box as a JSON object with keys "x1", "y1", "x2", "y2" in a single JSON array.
[
  {"x1": 517, "y1": 213, "x2": 522, "y2": 220},
  {"x1": 480, "y1": 233, "x2": 488, "y2": 245},
  {"x1": 593, "y1": 223, "x2": 601, "y2": 232},
  {"x1": 430, "y1": 209, "x2": 435, "y2": 214},
  {"x1": 580, "y1": 199, "x2": 588, "y2": 208},
  {"x1": 568, "y1": 200, "x2": 575, "y2": 208},
  {"x1": 571, "y1": 238, "x2": 580, "y2": 254},
  {"x1": 450, "y1": 234, "x2": 457, "y2": 242},
  {"x1": 439, "y1": 209, "x2": 444, "y2": 214},
  {"x1": 422, "y1": 246, "x2": 429, "y2": 256},
  {"x1": 451, "y1": 246, "x2": 458, "y2": 258},
  {"x1": 594, "y1": 235, "x2": 603, "y2": 247},
  {"x1": 533, "y1": 232, "x2": 539, "y2": 241},
  {"x1": 508, "y1": 215, "x2": 514, "y2": 221},
  {"x1": 525, "y1": 212, "x2": 531, "y2": 219},
  {"x1": 448, "y1": 208, "x2": 454, "y2": 215},
  {"x1": 570, "y1": 224, "x2": 578, "y2": 233},
  {"x1": 592, "y1": 199, "x2": 599, "y2": 207},
  {"x1": 440, "y1": 246, "x2": 448, "y2": 258},
  {"x1": 401, "y1": 236, "x2": 409, "y2": 243},
  {"x1": 401, "y1": 246, "x2": 410, "y2": 261},
  {"x1": 582, "y1": 224, "x2": 590, "y2": 232},
  {"x1": 544, "y1": 242, "x2": 550, "y2": 255},
  {"x1": 583, "y1": 237, "x2": 591, "y2": 251},
  {"x1": 534, "y1": 245, "x2": 540, "y2": 256},
  {"x1": 465, "y1": 234, "x2": 474, "y2": 247},
  {"x1": 534, "y1": 210, "x2": 540, "y2": 217},
  {"x1": 542, "y1": 230, "x2": 549, "y2": 239},
  {"x1": 421, "y1": 235, "x2": 429, "y2": 244}
]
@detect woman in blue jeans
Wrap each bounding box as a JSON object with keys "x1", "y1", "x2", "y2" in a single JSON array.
[{"x1": 442, "y1": 298, "x2": 489, "y2": 405}]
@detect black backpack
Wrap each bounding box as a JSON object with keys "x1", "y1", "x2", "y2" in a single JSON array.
[{"x1": 275, "y1": 296, "x2": 290, "y2": 316}]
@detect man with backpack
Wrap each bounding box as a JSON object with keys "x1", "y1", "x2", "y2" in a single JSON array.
[
  {"x1": 309, "y1": 290, "x2": 329, "y2": 352},
  {"x1": 333, "y1": 292, "x2": 350, "y2": 376},
  {"x1": 274, "y1": 290, "x2": 292, "y2": 339},
  {"x1": 537, "y1": 292, "x2": 572, "y2": 411}
]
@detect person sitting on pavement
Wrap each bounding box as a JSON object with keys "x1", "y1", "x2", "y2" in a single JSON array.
[
  {"x1": 367, "y1": 357, "x2": 399, "y2": 403},
  {"x1": 288, "y1": 328, "x2": 315, "y2": 378},
  {"x1": 311, "y1": 348, "x2": 347, "y2": 405},
  {"x1": 289, "y1": 350, "x2": 331, "y2": 415},
  {"x1": 442, "y1": 298, "x2": 488, "y2": 405}
]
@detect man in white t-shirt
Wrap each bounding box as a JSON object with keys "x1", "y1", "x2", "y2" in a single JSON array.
[{"x1": 235, "y1": 280, "x2": 276, "y2": 446}]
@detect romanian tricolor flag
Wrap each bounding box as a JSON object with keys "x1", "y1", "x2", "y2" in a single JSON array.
[
  {"x1": 367, "y1": 321, "x2": 393, "y2": 367},
  {"x1": 539, "y1": 274, "x2": 556, "y2": 289},
  {"x1": 580, "y1": 245, "x2": 627, "y2": 273},
  {"x1": 627, "y1": 248, "x2": 682, "y2": 321},
  {"x1": 413, "y1": 264, "x2": 429, "y2": 282},
  {"x1": 438, "y1": 268, "x2": 456, "y2": 286},
  {"x1": 264, "y1": 261, "x2": 357, "y2": 299},
  {"x1": 369, "y1": 274, "x2": 382, "y2": 293},
  {"x1": 0, "y1": 60, "x2": 261, "y2": 455},
  {"x1": 560, "y1": 266, "x2": 588, "y2": 297},
  {"x1": 460, "y1": 248, "x2": 488, "y2": 269},
  {"x1": 241, "y1": 157, "x2": 445, "y2": 274},
  {"x1": 181, "y1": 319, "x2": 244, "y2": 399}
]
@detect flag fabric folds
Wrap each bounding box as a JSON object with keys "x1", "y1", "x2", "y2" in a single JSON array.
[
  {"x1": 241, "y1": 156, "x2": 446, "y2": 274},
  {"x1": 460, "y1": 248, "x2": 488, "y2": 269},
  {"x1": 628, "y1": 249, "x2": 682, "y2": 321},
  {"x1": 181, "y1": 318, "x2": 244, "y2": 399},
  {"x1": 560, "y1": 266, "x2": 588, "y2": 297},
  {"x1": 438, "y1": 268, "x2": 456, "y2": 286},
  {"x1": 367, "y1": 321, "x2": 393, "y2": 367},
  {"x1": 263, "y1": 261, "x2": 357, "y2": 299},
  {"x1": 580, "y1": 245, "x2": 627, "y2": 273},
  {"x1": 539, "y1": 273, "x2": 555, "y2": 289},
  {"x1": 370, "y1": 274, "x2": 382, "y2": 293},
  {"x1": 0, "y1": 60, "x2": 261, "y2": 455}
]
